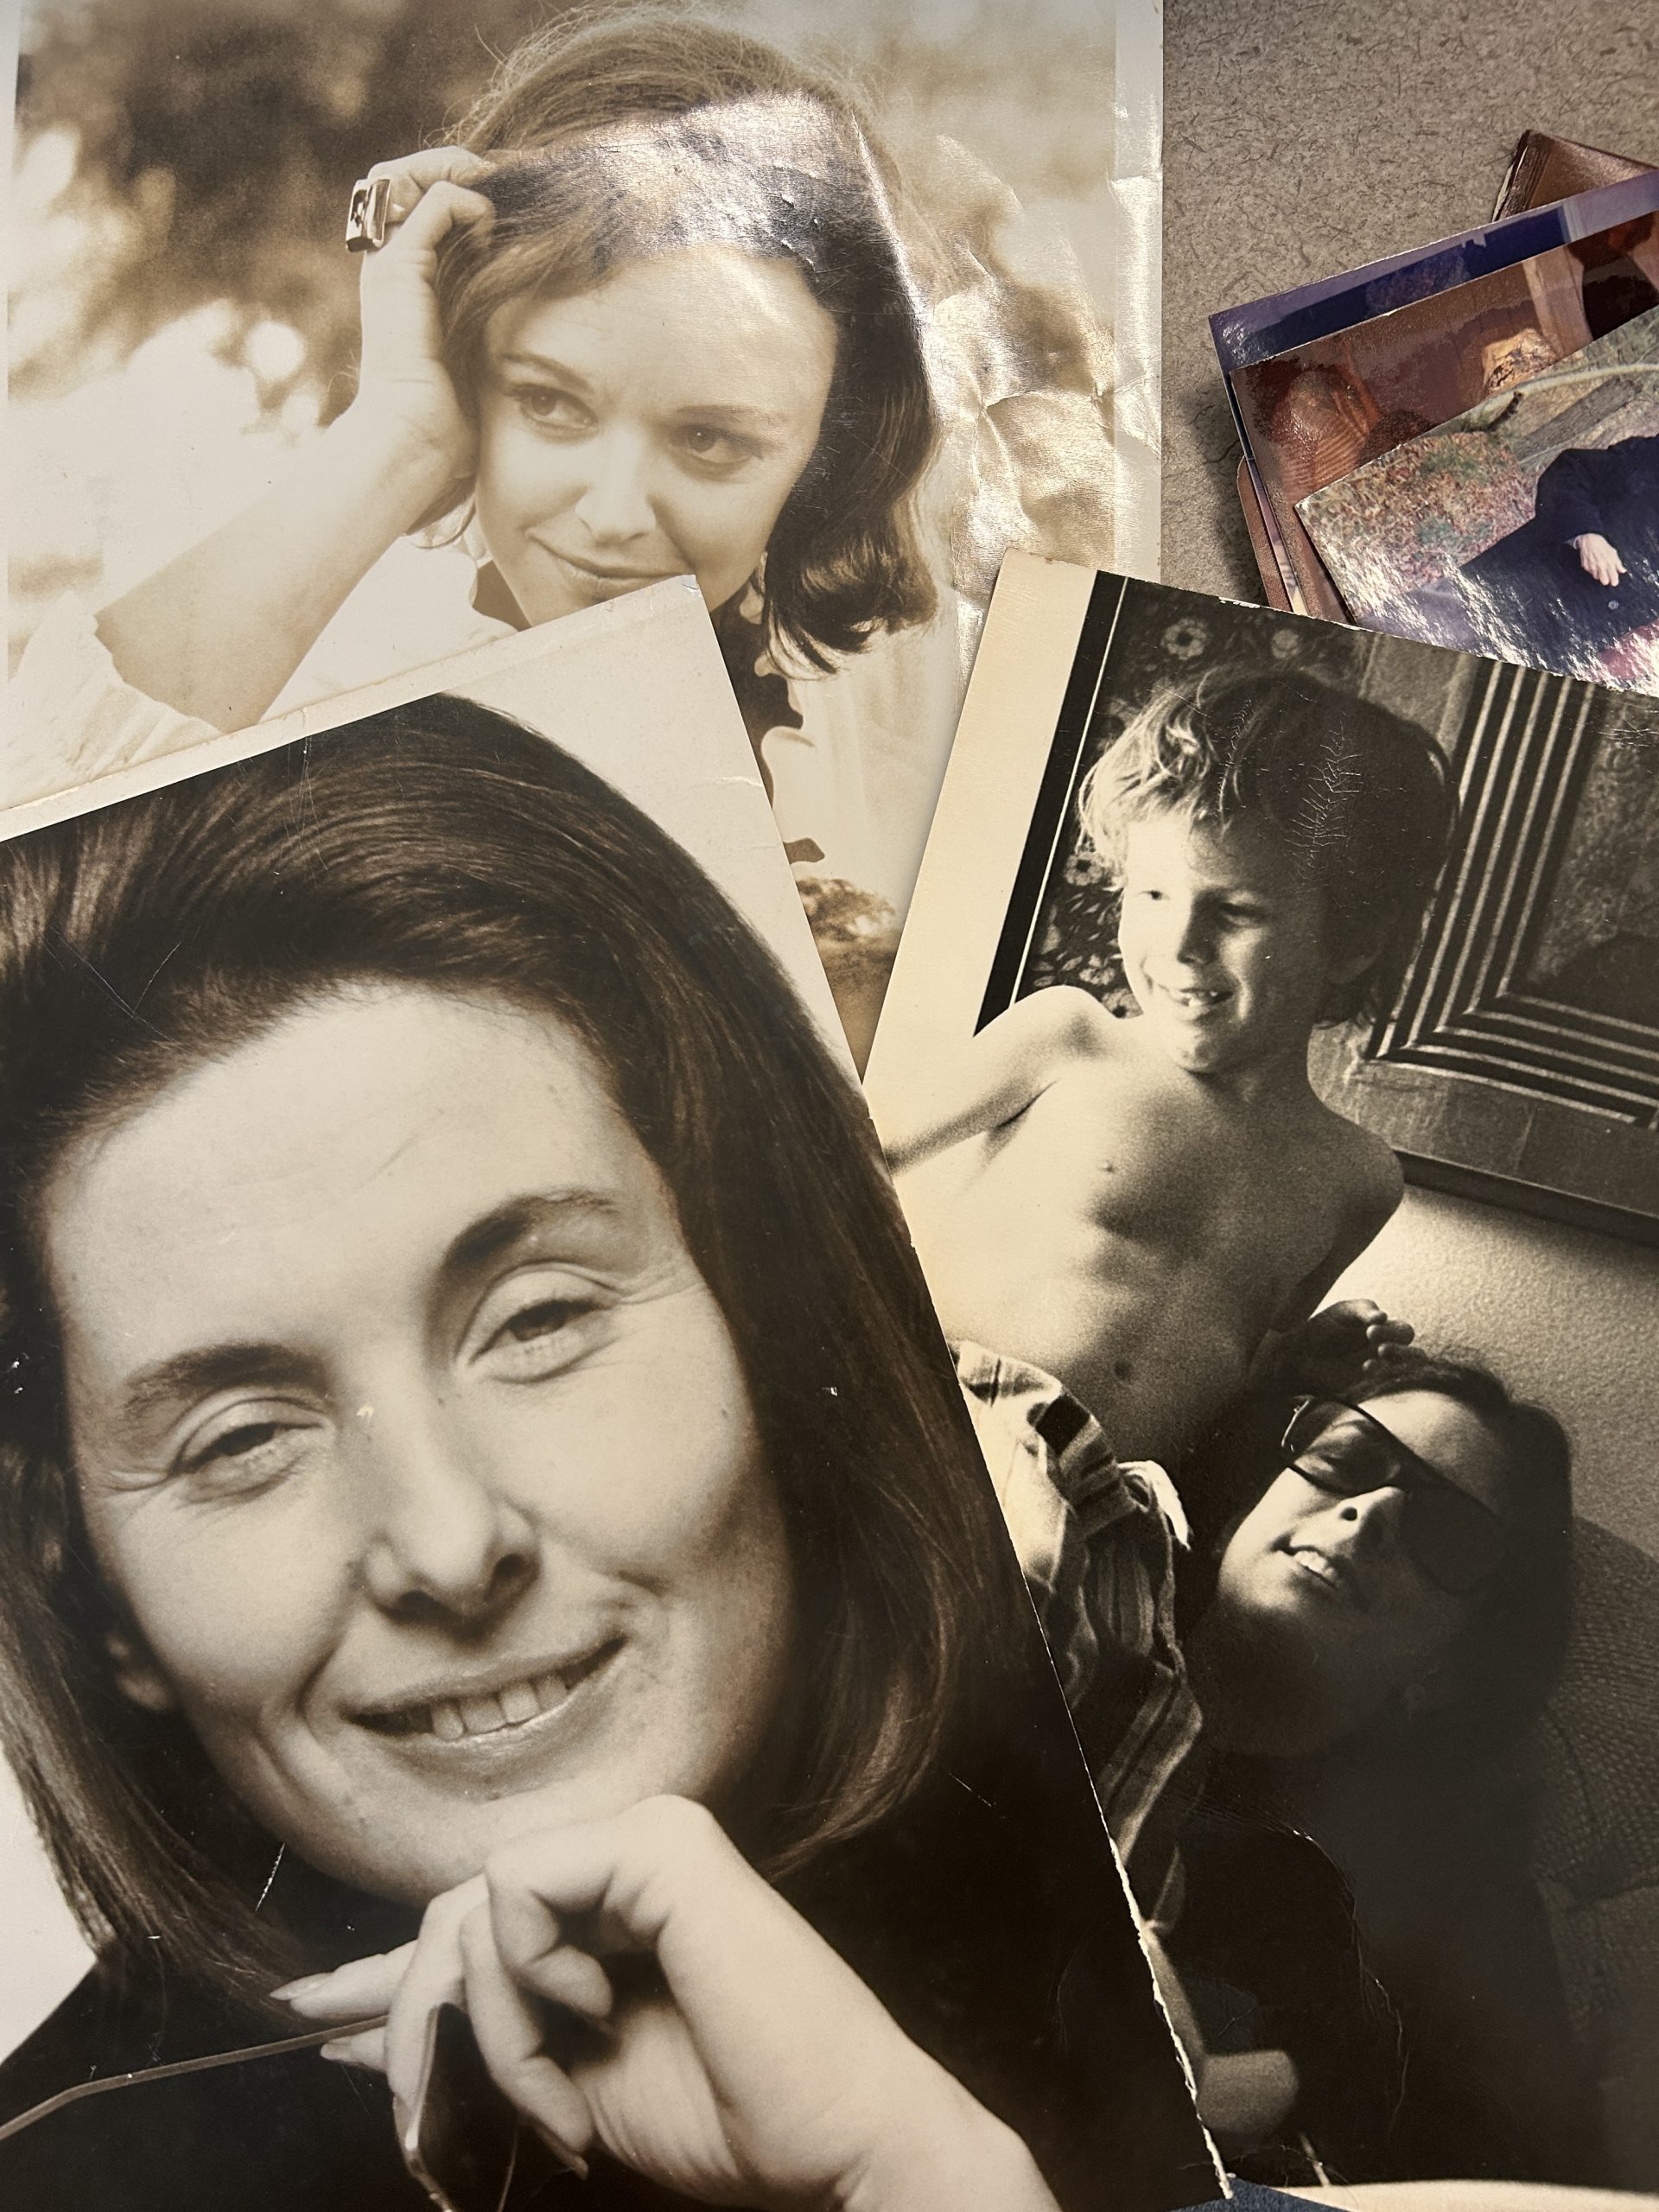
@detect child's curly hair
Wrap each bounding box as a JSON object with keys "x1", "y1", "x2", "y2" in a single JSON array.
[{"x1": 1077, "y1": 668, "x2": 1456, "y2": 1025}]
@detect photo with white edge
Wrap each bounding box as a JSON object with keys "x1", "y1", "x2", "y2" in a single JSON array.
[
  {"x1": 868, "y1": 551, "x2": 1659, "y2": 2199},
  {"x1": 0, "y1": 594, "x2": 1219, "y2": 2210},
  {"x1": 8, "y1": 0, "x2": 1163, "y2": 1065}
]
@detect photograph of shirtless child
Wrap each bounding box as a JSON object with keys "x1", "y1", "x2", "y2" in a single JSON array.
[
  {"x1": 885, "y1": 667, "x2": 1451, "y2": 1469},
  {"x1": 868, "y1": 556, "x2": 1659, "y2": 2195}
]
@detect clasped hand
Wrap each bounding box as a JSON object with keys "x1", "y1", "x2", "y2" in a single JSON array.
[
  {"x1": 276, "y1": 1795, "x2": 1057, "y2": 2212},
  {"x1": 1573, "y1": 531, "x2": 1627, "y2": 588}
]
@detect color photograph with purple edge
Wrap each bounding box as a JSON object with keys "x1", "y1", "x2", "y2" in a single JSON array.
[
  {"x1": 1230, "y1": 209, "x2": 1659, "y2": 628},
  {"x1": 1299, "y1": 306, "x2": 1659, "y2": 692},
  {"x1": 1211, "y1": 165, "x2": 1659, "y2": 373}
]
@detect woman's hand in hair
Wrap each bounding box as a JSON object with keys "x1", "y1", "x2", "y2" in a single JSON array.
[
  {"x1": 90, "y1": 148, "x2": 493, "y2": 730},
  {"x1": 279, "y1": 1796, "x2": 1058, "y2": 2211},
  {"x1": 346, "y1": 148, "x2": 495, "y2": 511}
]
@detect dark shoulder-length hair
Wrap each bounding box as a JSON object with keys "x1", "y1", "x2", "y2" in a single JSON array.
[
  {"x1": 0, "y1": 696, "x2": 1019, "y2": 2003},
  {"x1": 1191, "y1": 1346, "x2": 1574, "y2": 1750},
  {"x1": 1349, "y1": 1350, "x2": 1574, "y2": 1745},
  {"x1": 430, "y1": 6, "x2": 938, "y2": 671}
]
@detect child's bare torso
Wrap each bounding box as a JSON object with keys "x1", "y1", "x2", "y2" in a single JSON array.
[{"x1": 897, "y1": 1026, "x2": 1391, "y2": 1464}]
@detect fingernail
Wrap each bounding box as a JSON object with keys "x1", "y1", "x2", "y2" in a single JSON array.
[
  {"x1": 271, "y1": 1974, "x2": 327, "y2": 2001},
  {"x1": 531, "y1": 2119, "x2": 590, "y2": 2181}
]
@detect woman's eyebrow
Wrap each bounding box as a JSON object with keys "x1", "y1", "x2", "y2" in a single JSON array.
[
  {"x1": 119, "y1": 1343, "x2": 315, "y2": 1428},
  {"x1": 442, "y1": 1188, "x2": 628, "y2": 1280},
  {"x1": 667, "y1": 401, "x2": 791, "y2": 431},
  {"x1": 113, "y1": 1198, "x2": 630, "y2": 1423},
  {"x1": 495, "y1": 347, "x2": 594, "y2": 393}
]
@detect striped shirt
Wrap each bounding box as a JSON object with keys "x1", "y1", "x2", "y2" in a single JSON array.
[{"x1": 955, "y1": 1340, "x2": 1200, "y2": 1921}]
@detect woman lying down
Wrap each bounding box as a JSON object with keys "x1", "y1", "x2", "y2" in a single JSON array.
[
  {"x1": 983, "y1": 1278, "x2": 1599, "y2": 2190},
  {"x1": 0, "y1": 697, "x2": 1215, "y2": 2212}
]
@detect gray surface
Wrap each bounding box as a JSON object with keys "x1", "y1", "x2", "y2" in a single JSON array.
[{"x1": 1161, "y1": 0, "x2": 1659, "y2": 596}]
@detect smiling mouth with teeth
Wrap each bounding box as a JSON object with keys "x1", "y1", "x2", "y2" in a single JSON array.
[
  {"x1": 359, "y1": 1640, "x2": 622, "y2": 1742},
  {"x1": 1286, "y1": 1545, "x2": 1361, "y2": 1605}
]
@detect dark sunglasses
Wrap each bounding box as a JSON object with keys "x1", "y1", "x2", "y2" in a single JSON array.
[{"x1": 1279, "y1": 1395, "x2": 1507, "y2": 1598}]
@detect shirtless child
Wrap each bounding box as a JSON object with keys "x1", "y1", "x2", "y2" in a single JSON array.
[{"x1": 887, "y1": 669, "x2": 1453, "y2": 1469}]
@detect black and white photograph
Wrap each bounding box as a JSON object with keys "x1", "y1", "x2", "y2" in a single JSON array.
[
  {"x1": 8, "y1": 0, "x2": 1161, "y2": 1058},
  {"x1": 865, "y1": 555, "x2": 1659, "y2": 2196},
  {"x1": 0, "y1": 600, "x2": 1221, "y2": 2211}
]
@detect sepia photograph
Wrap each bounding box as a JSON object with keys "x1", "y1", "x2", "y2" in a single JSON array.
[
  {"x1": 0, "y1": 599, "x2": 1219, "y2": 2211},
  {"x1": 866, "y1": 556, "x2": 1659, "y2": 2196},
  {"x1": 9, "y1": 0, "x2": 1160, "y2": 1058}
]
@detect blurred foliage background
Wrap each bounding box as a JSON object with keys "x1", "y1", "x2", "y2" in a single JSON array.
[
  {"x1": 10, "y1": 0, "x2": 1127, "y2": 658},
  {"x1": 16, "y1": 0, "x2": 1118, "y2": 407},
  {"x1": 16, "y1": 0, "x2": 589, "y2": 410}
]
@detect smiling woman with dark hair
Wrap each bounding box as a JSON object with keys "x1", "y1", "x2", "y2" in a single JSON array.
[
  {"x1": 0, "y1": 696, "x2": 1211, "y2": 2212},
  {"x1": 35, "y1": 12, "x2": 938, "y2": 706},
  {"x1": 434, "y1": 15, "x2": 940, "y2": 680},
  {"x1": 1190, "y1": 1356, "x2": 1573, "y2": 1759},
  {"x1": 10, "y1": 7, "x2": 1122, "y2": 1062}
]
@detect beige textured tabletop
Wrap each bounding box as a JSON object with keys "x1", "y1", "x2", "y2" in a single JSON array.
[{"x1": 1161, "y1": 0, "x2": 1659, "y2": 595}]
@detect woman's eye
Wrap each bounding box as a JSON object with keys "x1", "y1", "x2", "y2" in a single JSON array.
[
  {"x1": 478, "y1": 1286, "x2": 606, "y2": 1375},
  {"x1": 673, "y1": 423, "x2": 756, "y2": 471},
  {"x1": 1293, "y1": 1449, "x2": 1346, "y2": 1489},
  {"x1": 509, "y1": 383, "x2": 589, "y2": 431},
  {"x1": 500, "y1": 1297, "x2": 590, "y2": 1344},
  {"x1": 176, "y1": 1413, "x2": 312, "y2": 1496}
]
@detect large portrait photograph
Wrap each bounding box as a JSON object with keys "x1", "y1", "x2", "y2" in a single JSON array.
[
  {"x1": 0, "y1": 601, "x2": 1218, "y2": 2211},
  {"x1": 8, "y1": 0, "x2": 1161, "y2": 1060},
  {"x1": 866, "y1": 556, "x2": 1659, "y2": 2196}
]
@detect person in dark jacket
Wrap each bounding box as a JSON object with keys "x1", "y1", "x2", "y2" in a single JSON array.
[{"x1": 1459, "y1": 433, "x2": 1659, "y2": 674}]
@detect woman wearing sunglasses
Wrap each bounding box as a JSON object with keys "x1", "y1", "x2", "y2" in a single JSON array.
[{"x1": 1168, "y1": 1352, "x2": 1597, "y2": 2188}]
